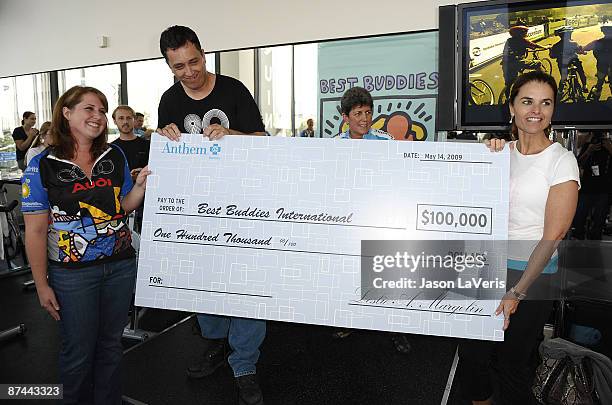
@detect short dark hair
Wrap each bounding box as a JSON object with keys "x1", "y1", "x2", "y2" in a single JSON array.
[
  {"x1": 340, "y1": 87, "x2": 373, "y2": 116},
  {"x1": 509, "y1": 71, "x2": 558, "y2": 139},
  {"x1": 160, "y1": 25, "x2": 202, "y2": 62},
  {"x1": 135, "y1": 112, "x2": 144, "y2": 118},
  {"x1": 21, "y1": 111, "x2": 35, "y2": 125}
]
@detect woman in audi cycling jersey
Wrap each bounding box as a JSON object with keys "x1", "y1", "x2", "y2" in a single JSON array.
[{"x1": 22, "y1": 85, "x2": 150, "y2": 405}]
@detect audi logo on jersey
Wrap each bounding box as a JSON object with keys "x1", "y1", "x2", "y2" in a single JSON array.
[{"x1": 72, "y1": 178, "x2": 113, "y2": 193}]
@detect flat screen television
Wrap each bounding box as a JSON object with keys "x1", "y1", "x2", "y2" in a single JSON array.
[{"x1": 455, "y1": 0, "x2": 612, "y2": 130}]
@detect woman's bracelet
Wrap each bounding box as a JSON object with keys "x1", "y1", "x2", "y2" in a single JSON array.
[{"x1": 509, "y1": 286, "x2": 527, "y2": 301}]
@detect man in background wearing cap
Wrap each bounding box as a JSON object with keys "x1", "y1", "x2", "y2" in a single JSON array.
[
  {"x1": 501, "y1": 25, "x2": 550, "y2": 99},
  {"x1": 583, "y1": 24, "x2": 612, "y2": 101},
  {"x1": 550, "y1": 26, "x2": 588, "y2": 95}
]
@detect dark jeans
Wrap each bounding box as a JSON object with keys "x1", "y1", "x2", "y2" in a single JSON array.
[
  {"x1": 197, "y1": 314, "x2": 266, "y2": 377},
  {"x1": 48, "y1": 257, "x2": 136, "y2": 405},
  {"x1": 457, "y1": 299, "x2": 554, "y2": 404},
  {"x1": 572, "y1": 192, "x2": 609, "y2": 240}
]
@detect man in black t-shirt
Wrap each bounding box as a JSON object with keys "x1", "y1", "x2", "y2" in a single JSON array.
[
  {"x1": 157, "y1": 33, "x2": 264, "y2": 139},
  {"x1": 111, "y1": 105, "x2": 150, "y2": 233},
  {"x1": 157, "y1": 25, "x2": 265, "y2": 405},
  {"x1": 111, "y1": 105, "x2": 150, "y2": 175}
]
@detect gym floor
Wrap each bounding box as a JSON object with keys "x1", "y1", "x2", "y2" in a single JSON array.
[
  {"x1": 2, "y1": 241, "x2": 611, "y2": 404},
  {"x1": 1, "y1": 266, "x2": 470, "y2": 405}
]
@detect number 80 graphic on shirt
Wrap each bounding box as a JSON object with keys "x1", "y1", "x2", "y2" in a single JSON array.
[{"x1": 183, "y1": 109, "x2": 231, "y2": 134}]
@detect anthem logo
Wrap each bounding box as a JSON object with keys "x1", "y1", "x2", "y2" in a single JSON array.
[
  {"x1": 162, "y1": 142, "x2": 208, "y2": 156},
  {"x1": 161, "y1": 141, "x2": 222, "y2": 160},
  {"x1": 210, "y1": 144, "x2": 221, "y2": 156}
]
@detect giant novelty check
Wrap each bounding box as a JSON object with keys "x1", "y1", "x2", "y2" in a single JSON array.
[{"x1": 135, "y1": 134, "x2": 510, "y2": 341}]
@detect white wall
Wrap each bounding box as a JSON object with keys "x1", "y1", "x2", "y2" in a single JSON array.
[{"x1": 0, "y1": 0, "x2": 481, "y2": 78}]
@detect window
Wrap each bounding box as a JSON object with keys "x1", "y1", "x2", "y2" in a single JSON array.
[
  {"x1": 258, "y1": 46, "x2": 293, "y2": 136},
  {"x1": 294, "y1": 44, "x2": 318, "y2": 136},
  {"x1": 0, "y1": 77, "x2": 18, "y2": 138},
  {"x1": 0, "y1": 77, "x2": 19, "y2": 176},
  {"x1": 0, "y1": 73, "x2": 52, "y2": 176},
  {"x1": 205, "y1": 53, "x2": 216, "y2": 76},
  {"x1": 220, "y1": 50, "x2": 254, "y2": 96},
  {"x1": 126, "y1": 58, "x2": 174, "y2": 132}
]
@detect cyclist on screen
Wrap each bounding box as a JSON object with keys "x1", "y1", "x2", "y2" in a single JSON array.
[
  {"x1": 501, "y1": 25, "x2": 549, "y2": 99},
  {"x1": 549, "y1": 26, "x2": 588, "y2": 95},
  {"x1": 583, "y1": 24, "x2": 612, "y2": 101}
]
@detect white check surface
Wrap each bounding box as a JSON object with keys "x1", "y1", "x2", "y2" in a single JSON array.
[{"x1": 136, "y1": 134, "x2": 510, "y2": 341}]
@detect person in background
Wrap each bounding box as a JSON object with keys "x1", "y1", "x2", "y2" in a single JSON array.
[
  {"x1": 458, "y1": 71, "x2": 579, "y2": 405},
  {"x1": 134, "y1": 112, "x2": 146, "y2": 137},
  {"x1": 477, "y1": 19, "x2": 487, "y2": 36},
  {"x1": 156, "y1": 25, "x2": 266, "y2": 405},
  {"x1": 111, "y1": 105, "x2": 150, "y2": 232},
  {"x1": 336, "y1": 87, "x2": 392, "y2": 140},
  {"x1": 549, "y1": 26, "x2": 587, "y2": 94},
  {"x1": 332, "y1": 86, "x2": 412, "y2": 354},
  {"x1": 13, "y1": 111, "x2": 38, "y2": 171},
  {"x1": 572, "y1": 131, "x2": 612, "y2": 240},
  {"x1": 25, "y1": 121, "x2": 52, "y2": 166},
  {"x1": 501, "y1": 25, "x2": 549, "y2": 100},
  {"x1": 583, "y1": 24, "x2": 612, "y2": 101},
  {"x1": 22, "y1": 85, "x2": 150, "y2": 405},
  {"x1": 299, "y1": 118, "x2": 315, "y2": 137},
  {"x1": 111, "y1": 106, "x2": 150, "y2": 178}
]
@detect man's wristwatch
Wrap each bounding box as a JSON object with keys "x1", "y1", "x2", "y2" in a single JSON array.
[{"x1": 509, "y1": 286, "x2": 527, "y2": 301}]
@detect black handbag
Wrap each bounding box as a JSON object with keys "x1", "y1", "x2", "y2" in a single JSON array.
[{"x1": 533, "y1": 353, "x2": 598, "y2": 405}]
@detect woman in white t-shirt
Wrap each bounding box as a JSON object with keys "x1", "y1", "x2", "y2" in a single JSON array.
[
  {"x1": 458, "y1": 71, "x2": 580, "y2": 405},
  {"x1": 25, "y1": 121, "x2": 52, "y2": 166}
]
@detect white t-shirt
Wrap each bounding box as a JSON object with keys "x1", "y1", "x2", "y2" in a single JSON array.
[{"x1": 508, "y1": 141, "x2": 580, "y2": 264}]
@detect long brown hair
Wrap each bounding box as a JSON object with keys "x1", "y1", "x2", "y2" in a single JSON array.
[
  {"x1": 51, "y1": 86, "x2": 109, "y2": 160},
  {"x1": 508, "y1": 71, "x2": 558, "y2": 140}
]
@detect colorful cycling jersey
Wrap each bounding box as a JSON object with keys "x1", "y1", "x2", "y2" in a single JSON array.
[
  {"x1": 337, "y1": 128, "x2": 393, "y2": 140},
  {"x1": 21, "y1": 145, "x2": 135, "y2": 268}
]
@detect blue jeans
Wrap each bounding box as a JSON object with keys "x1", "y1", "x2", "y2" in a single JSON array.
[
  {"x1": 197, "y1": 314, "x2": 266, "y2": 377},
  {"x1": 48, "y1": 257, "x2": 136, "y2": 405}
]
